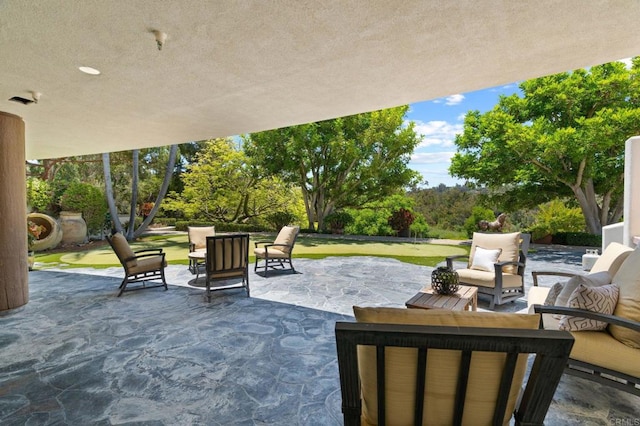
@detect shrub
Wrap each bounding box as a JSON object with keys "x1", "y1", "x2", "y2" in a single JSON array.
[
  {"x1": 410, "y1": 214, "x2": 429, "y2": 238},
  {"x1": 553, "y1": 232, "x2": 602, "y2": 247},
  {"x1": 175, "y1": 221, "x2": 262, "y2": 233},
  {"x1": 346, "y1": 208, "x2": 393, "y2": 236},
  {"x1": 265, "y1": 211, "x2": 297, "y2": 231},
  {"x1": 26, "y1": 177, "x2": 52, "y2": 213},
  {"x1": 59, "y1": 182, "x2": 108, "y2": 235},
  {"x1": 463, "y1": 206, "x2": 496, "y2": 238},
  {"x1": 527, "y1": 199, "x2": 584, "y2": 240},
  {"x1": 388, "y1": 208, "x2": 415, "y2": 235},
  {"x1": 323, "y1": 210, "x2": 354, "y2": 232}
]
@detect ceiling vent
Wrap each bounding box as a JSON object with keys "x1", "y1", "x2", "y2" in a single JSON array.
[{"x1": 9, "y1": 96, "x2": 34, "y2": 105}]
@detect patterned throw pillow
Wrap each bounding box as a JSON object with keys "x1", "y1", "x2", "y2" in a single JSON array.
[
  {"x1": 470, "y1": 246, "x2": 502, "y2": 272},
  {"x1": 543, "y1": 282, "x2": 564, "y2": 306},
  {"x1": 559, "y1": 284, "x2": 619, "y2": 331}
]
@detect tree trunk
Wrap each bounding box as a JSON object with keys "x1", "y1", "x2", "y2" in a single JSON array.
[
  {"x1": 133, "y1": 145, "x2": 178, "y2": 238},
  {"x1": 102, "y1": 153, "x2": 123, "y2": 235},
  {"x1": 572, "y1": 183, "x2": 603, "y2": 235},
  {"x1": 126, "y1": 150, "x2": 139, "y2": 240}
]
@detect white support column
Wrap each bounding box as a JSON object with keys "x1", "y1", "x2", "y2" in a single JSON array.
[{"x1": 623, "y1": 137, "x2": 640, "y2": 248}]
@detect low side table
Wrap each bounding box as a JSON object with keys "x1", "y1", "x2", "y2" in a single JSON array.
[
  {"x1": 405, "y1": 285, "x2": 478, "y2": 311},
  {"x1": 188, "y1": 251, "x2": 206, "y2": 280}
]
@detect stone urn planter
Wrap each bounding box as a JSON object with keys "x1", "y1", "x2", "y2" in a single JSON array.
[
  {"x1": 59, "y1": 211, "x2": 87, "y2": 244},
  {"x1": 27, "y1": 212, "x2": 63, "y2": 251}
]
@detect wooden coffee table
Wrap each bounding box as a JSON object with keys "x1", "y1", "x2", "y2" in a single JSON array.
[{"x1": 405, "y1": 285, "x2": 478, "y2": 311}]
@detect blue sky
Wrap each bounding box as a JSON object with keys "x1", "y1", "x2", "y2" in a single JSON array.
[{"x1": 405, "y1": 83, "x2": 522, "y2": 188}]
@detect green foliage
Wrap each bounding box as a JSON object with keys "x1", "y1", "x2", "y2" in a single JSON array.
[
  {"x1": 388, "y1": 208, "x2": 415, "y2": 232},
  {"x1": 409, "y1": 215, "x2": 429, "y2": 238},
  {"x1": 409, "y1": 185, "x2": 480, "y2": 230},
  {"x1": 323, "y1": 210, "x2": 354, "y2": 232},
  {"x1": 450, "y1": 58, "x2": 640, "y2": 234},
  {"x1": 175, "y1": 221, "x2": 262, "y2": 233},
  {"x1": 552, "y1": 232, "x2": 602, "y2": 247},
  {"x1": 244, "y1": 106, "x2": 422, "y2": 230},
  {"x1": 26, "y1": 177, "x2": 52, "y2": 213},
  {"x1": 527, "y1": 199, "x2": 584, "y2": 240},
  {"x1": 59, "y1": 182, "x2": 108, "y2": 234},
  {"x1": 265, "y1": 211, "x2": 298, "y2": 231},
  {"x1": 344, "y1": 194, "x2": 426, "y2": 237},
  {"x1": 463, "y1": 206, "x2": 496, "y2": 238},
  {"x1": 162, "y1": 138, "x2": 303, "y2": 225}
]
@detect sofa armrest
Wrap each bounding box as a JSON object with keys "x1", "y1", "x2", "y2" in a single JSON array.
[
  {"x1": 534, "y1": 305, "x2": 640, "y2": 331},
  {"x1": 446, "y1": 254, "x2": 469, "y2": 269},
  {"x1": 531, "y1": 271, "x2": 579, "y2": 286}
]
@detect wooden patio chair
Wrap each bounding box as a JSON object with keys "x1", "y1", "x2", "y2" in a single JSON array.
[
  {"x1": 254, "y1": 225, "x2": 300, "y2": 277},
  {"x1": 205, "y1": 233, "x2": 250, "y2": 301},
  {"x1": 106, "y1": 232, "x2": 168, "y2": 297},
  {"x1": 336, "y1": 308, "x2": 574, "y2": 426},
  {"x1": 446, "y1": 232, "x2": 531, "y2": 310}
]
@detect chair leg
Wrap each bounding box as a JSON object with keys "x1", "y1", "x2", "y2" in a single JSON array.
[
  {"x1": 118, "y1": 278, "x2": 128, "y2": 297},
  {"x1": 161, "y1": 268, "x2": 168, "y2": 291}
]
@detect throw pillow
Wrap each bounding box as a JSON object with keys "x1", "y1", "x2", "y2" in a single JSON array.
[
  {"x1": 559, "y1": 284, "x2": 619, "y2": 331},
  {"x1": 554, "y1": 271, "x2": 611, "y2": 308},
  {"x1": 543, "y1": 282, "x2": 564, "y2": 306},
  {"x1": 609, "y1": 246, "x2": 640, "y2": 349},
  {"x1": 470, "y1": 246, "x2": 502, "y2": 272}
]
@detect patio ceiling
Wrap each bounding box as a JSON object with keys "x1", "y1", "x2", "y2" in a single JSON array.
[{"x1": 2, "y1": 1, "x2": 640, "y2": 160}]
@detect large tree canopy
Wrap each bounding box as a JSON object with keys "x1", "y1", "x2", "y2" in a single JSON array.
[
  {"x1": 244, "y1": 106, "x2": 422, "y2": 230},
  {"x1": 162, "y1": 138, "x2": 303, "y2": 223},
  {"x1": 450, "y1": 58, "x2": 640, "y2": 234}
]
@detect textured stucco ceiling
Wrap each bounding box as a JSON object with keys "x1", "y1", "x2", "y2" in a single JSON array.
[{"x1": 2, "y1": 0, "x2": 640, "y2": 159}]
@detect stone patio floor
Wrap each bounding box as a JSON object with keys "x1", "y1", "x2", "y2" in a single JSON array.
[{"x1": 1, "y1": 246, "x2": 638, "y2": 424}]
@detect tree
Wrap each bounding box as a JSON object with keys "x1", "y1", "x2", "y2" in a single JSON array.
[
  {"x1": 162, "y1": 138, "x2": 303, "y2": 224},
  {"x1": 103, "y1": 145, "x2": 178, "y2": 239},
  {"x1": 244, "y1": 106, "x2": 422, "y2": 230},
  {"x1": 450, "y1": 59, "x2": 640, "y2": 234}
]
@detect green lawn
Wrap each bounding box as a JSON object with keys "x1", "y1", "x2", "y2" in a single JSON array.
[{"x1": 34, "y1": 234, "x2": 469, "y2": 269}]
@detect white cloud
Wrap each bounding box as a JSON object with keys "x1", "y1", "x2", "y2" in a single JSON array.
[
  {"x1": 456, "y1": 113, "x2": 466, "y2": 122},
  {"x1": 412, "y1": 120, "x2": 463, "y2": 148},
  {"x1": 445, "y1": 94, "x2": 465, "y2": 106},
  {"x1": 410, "y1": 151, "x2": 456, "y2": 165}
]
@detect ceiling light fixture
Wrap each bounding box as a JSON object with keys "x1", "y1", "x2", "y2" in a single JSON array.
[
  {"x1": 152, "y1": 30, "x2": 167, "y2": 51},
  {"x1": 31, "y1": 91, "x2": 41, "y2": 104},
  {"x1": 78, "y1": 66, "x2": 101, "y2": 75}
]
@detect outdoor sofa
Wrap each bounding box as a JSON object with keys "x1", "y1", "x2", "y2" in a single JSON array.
[{"x1": 528, "y1": 242, "x2": 640, "y2": 396}]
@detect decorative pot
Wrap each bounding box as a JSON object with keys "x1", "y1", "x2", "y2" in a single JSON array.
[
  {"x1": 431, "y1": 266, "x2": 460, "y2": 295},
  {"x1": 27, "y1": 212, "x2": 63, "y2": 251},
  {"x1": 59, "y1": 211, "x2": 87, "y2": 244}
]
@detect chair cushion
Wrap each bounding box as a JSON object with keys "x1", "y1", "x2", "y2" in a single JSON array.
[
  {"x1": 207, "y1": 237, "x2": 247, "y2": 273},
  {"x1": 470, "y1": 232, "x2": 520, "y2": 274},
  {"x1": 188, "y1": 226, "x2": 215, "y2": 251},
  {"x1": 111, "y1": 233, "x2": 137, "y2": 267},
  {"x1": 470, "y1": 246, "x2": 502, "y2": 272},
  {"x1": 555, "y1": 271, "x2": 611, "y2": 308},
  {"x1": 591, "y1": 242, "x2": 633, "y2": 276},
  {"x1": 353, "y1": 307, "x2": 539, "y2": 426},
  {"x1": 273, "y1": 226, "x2": 299, "y2": 254},
  {"x1": 569, "y1": 330, "x2": 640, "y2": 379},
  {"x1": 253, "y1": 247, "x2": 288, "y2": 259},
  {"x1": 456, "y1": 268, "x2": 523, "y2": 288},
  {"x1": 609, "y1": 247, "x2": 640, "y2": 348},
  {"x1": 559, "y1": 284, "x2": 619, "y2": 331},
  {"x1": 128, "y1": 255, "x2": 165, "y2": 274}
]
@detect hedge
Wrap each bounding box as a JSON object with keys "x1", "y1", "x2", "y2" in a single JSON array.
[
  {"x1": 552, "y1": 232, "x2": 602, "y2": 247},
  {"x1": 175, "y1": 221, "x2": 264, "y2": 233}
]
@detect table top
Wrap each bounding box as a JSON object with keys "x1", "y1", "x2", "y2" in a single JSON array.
[
  {"x1": 405, "y1": 285, "x2": 477, "y2": 311},
  {"x1": 188, "y1": 251, "x2": 206, "y2": 259}
]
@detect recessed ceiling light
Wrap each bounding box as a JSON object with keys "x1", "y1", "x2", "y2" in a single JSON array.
[{"x1": 78, "y1": 66, "x2": 101, "y2": 75}]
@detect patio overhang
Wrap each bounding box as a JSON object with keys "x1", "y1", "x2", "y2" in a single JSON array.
[{"x1": 2, "y1": 0, "x2": 640, "y2": 160}]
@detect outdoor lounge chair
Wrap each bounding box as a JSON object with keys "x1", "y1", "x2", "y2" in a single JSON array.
[
  {"x1": 205, "y1": 233, "x2": 250, "y2": 301},
  {"x1": 106, "y1": 232, "x2": 168, "y2": 297},
  {"x1": 187, "y1": 225, "x2": 215, "y2": 274},
  {"x1": 528, "y1": 242, "x2": 640, "y2": 396},
  {"x1": 336, "y1": 307, "x2": 574, "y2": 426},
  {"x1": 254, "y1": 225, "x2": 299, "y2": 277},
  {"x1": 446, "y1": 232, "x2": 530, "y2": 310}
]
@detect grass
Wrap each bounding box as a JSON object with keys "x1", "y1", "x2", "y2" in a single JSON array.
[{"x1": 34, "y1": 233, "x2": 469, "y2": 269}]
